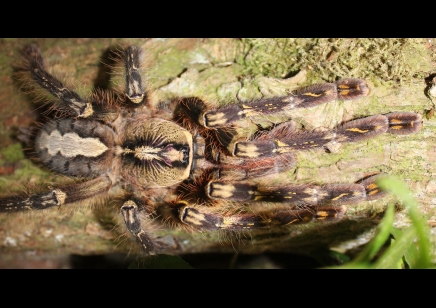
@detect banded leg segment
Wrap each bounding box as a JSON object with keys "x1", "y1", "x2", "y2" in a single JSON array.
[
  {"x1": 0, "y1": 176, "x2": 112, "y2": 212},
  {"x1": 123, "y1": 46, "x2": 147, "y2": 105},
  {"x1": 217, "y1": 152, "x2": 296, "y2": 181},
  {"x1": 386, "y1": 112, "x2": 423, "y2": 135},
  {"x1": 19, "y1": 44, "x2": 93, "y2": 118},
  {"x1": 201, "y1": 78, "x2": 369, "y2": 128},
  {"x1": 120, "y1": 199, "x2": 166, "y2": 255}
]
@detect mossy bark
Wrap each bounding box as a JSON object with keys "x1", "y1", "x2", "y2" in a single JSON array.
[{"x1": 0, "y1": 38, "x2": 435, "y2": 268}]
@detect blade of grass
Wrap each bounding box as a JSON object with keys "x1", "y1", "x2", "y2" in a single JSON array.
[
  {"x1": 377, "y1": 176, "x2": 433, "y2": 268},
  {"x1": 352, "y1": 203, "x2": 395, "y2": 264},
  {"x1": 391, "y1": 227, "x2": 419, "y2": 268},
  {"x1": 372, "y1": 226, "x2": 416, "y2": 269},
  {"x1": 325, "y1": 203, "x2": 395, "y2": 268}
]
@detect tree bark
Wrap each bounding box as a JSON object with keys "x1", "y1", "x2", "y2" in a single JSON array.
[{"x1": 0, "y1": 38, "x2": 434, "y2": 268}]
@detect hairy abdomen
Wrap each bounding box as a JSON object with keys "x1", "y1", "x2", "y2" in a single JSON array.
[{"x1": 35, "y1": 119, "x2": 115, "y2": 177}]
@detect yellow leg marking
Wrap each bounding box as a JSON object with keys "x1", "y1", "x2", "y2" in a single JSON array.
[
  {"x1": 285, "y1": 218, "x2": 301, "y2": 225},
  {"x1": 368, "y1": 189, "x2": 379, "y2": 196},
  {"x1": 347, "y1": 127, "x2": 369, "y2": 133},
  {"x1": 317, "y1": 211, "x2": 330, "y2": 217},
  {"x1": 390, "y1": 118, "x2": 402, "y2": 124},
  {"x1": 275, "y1": 140, "x2": 289, "y2": 147},
  {"x1": 366, "y1": 183, "x2": 378, "y2": 190},
  {"x1": 339, "y1": 90, "x2": 350, "y2": 96},
  {"x1": 303, "y1": 92, "x2": 323, "y2": 97},
  {"x1": 390, "y1": 125, "x2": 403, "y2": 130},
  {"x1": 331, "y1": 193, "x2": 349, "y2": 201}
]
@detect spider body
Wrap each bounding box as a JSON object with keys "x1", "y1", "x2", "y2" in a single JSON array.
[{"x1": 0, "y1": 44, "x2": 423, "y2": 256}]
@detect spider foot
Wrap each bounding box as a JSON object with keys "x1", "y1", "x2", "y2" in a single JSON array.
[{"x1": 121, "y1": 199, "x2": 168, "y2": 255}]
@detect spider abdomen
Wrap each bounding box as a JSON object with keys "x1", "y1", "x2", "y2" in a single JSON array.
[{"x1": 35, "y1": 118, "x2": 116, "y2": 177}]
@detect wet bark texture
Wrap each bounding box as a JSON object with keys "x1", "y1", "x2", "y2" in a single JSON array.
[{"x1": 0, "y1": 38, "x2": 435, "y2": 268}]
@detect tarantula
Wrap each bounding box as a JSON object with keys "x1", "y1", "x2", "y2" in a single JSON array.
[{"x1": 0, "y1": 44, "x2": 423, "y2": 256}]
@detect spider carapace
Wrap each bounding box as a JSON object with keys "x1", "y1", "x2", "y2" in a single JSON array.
[{"x1": 0, "y1": 44, "x2": 423, "y2": 255}]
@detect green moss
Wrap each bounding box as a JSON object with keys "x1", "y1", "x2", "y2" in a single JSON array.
[
  {"x1": 239, "y1": 39, "x2": 435, "y2": 86},
  {"x1": 0, "y1": 143, "x2": 25, "y2": 163}
]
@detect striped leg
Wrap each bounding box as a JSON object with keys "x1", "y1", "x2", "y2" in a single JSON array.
[
  {"x1": 0, "y1": 176, "x2": 112, "y2": 212},
  {"x1": 200, "y1": 78, "x2": 369, "y2": 129},
  {"x1": 121, "y1": 199, "x2": 166, "y2": 255}
]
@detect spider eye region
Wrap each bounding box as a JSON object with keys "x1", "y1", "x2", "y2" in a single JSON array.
[{"x1": 123, "y1": 144, "x2": 190, "y2": 167}]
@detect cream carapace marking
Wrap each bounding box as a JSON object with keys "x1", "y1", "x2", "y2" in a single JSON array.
[
  {"x1": 121, "y1": 145, "x2": 184, "y2": 163},
  {"x1": 38, "y1": 130, "x2": 108, "y2": 157}
]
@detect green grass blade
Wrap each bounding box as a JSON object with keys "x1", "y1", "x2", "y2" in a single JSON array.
[
  {"x1": 372, "y1": 226, "x2": 416, "y2": 269},
  {"x1": 352, "y1": 203, "x2": 395, "y2": 264},
  {"x1": 377, "y1": 176, "x2": 433, "y2": 268}
]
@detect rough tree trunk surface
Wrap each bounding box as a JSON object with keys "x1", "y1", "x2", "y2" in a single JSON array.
[{"x1": 0, "y1": 38, "x2": 435, "y2": 268}]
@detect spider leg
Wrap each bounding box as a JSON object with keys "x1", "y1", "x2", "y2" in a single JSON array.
[
  {"x1": 0, "y1": 176, "x2": 112, "y2": 212},
  {"x1": 17, "y1": 44, "x2": 123, "y2": 123},
  {"x1": 206, "y1": 174, "x2": 384, "y2": 205},
  {"x1": 175, "y1": 174, "x2": 384, "y2": 231},
  {"x1": 231, "y1": 112, "x2": 422, "y2": 156},
  {"x1": 17, "y1": 44, "x2": 93, "y2": 118},
  {"x1": 177, "y1": 203, "x2": 347, "y2": 231},
  {"x1": 122, "y1": 46, "x2": 148, "y2": 105},
  {"x1": 175, "y1": 83, "x2": 421, "y2": 158},
  {"x1": 120, "y1": 199, "x2": 166, "y2": 255},
  {"x1": 200, "y1": 78, "x2": 369, "y2": 129}
]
